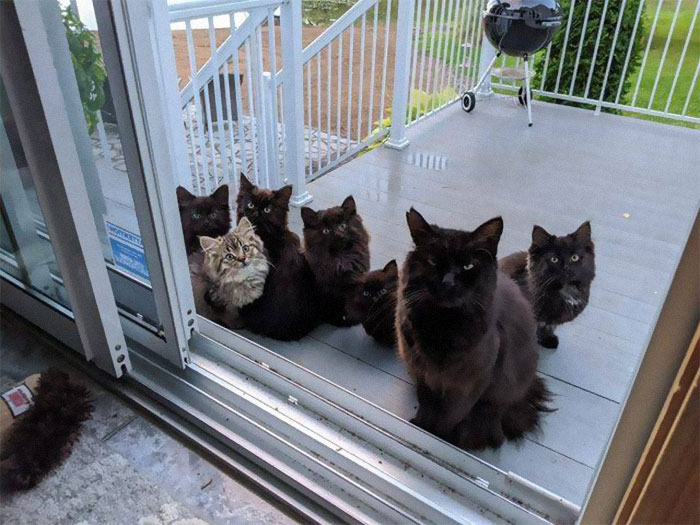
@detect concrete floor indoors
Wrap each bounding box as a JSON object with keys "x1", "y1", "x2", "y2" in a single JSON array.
[{"x1": 0, "y1": 307, "x2": 302, "y2": 525}]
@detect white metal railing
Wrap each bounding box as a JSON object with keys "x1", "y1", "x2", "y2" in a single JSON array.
[
  {"x1": 489, "y1": 0, "x2": 700, "y2": 125},
  {"x1": 171, "y1": 0, "x2": 310, "y2": 206}
]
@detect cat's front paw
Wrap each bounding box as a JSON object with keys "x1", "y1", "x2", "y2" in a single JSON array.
[{"x1": 539, "y1": 333, "x2": 559, "y2": 349}]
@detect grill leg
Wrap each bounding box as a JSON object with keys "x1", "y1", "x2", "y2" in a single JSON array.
[
  {"x1": 472, "y1": 52, "x2": 501, "y2": 96},
  {"x1": 524, "y1": 55, "x2": 533, "y2": 127}
]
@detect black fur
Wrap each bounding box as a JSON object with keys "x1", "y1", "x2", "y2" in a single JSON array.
[{"x1": 176, "y1": 185, "x2": 231, "y2": 255}]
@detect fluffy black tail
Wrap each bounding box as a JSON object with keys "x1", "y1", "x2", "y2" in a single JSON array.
[
  {"x1": 0, "y1": 368, "x2": 94, "y2": 491},
  {"x1": 502, "y1": 376, "x2": 555, "y2": 441}
]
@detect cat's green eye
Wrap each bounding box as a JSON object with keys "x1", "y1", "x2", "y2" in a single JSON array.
[
  {"x1": 264, "y1": 206, "x2": 271, "y2": 213},
  {"x1": 427, "y1": 258, "x2": 437, "y2": 266},
  {"x1": 322, "y1": 228, "x2": 330, "y2": 234},
  {"x1": 225, "y1": 253, "x2": 235, "y2": 260},
  {"x1": 550, "y1": 256, "x2": 559, "y2": 263},
  {"x1": 191, "y1": 211, "x2": 202, "y2": 219},
  {"x1": 463, "y1": 263, "x2": 475, "y2": 271},
  {"x1": 247, "y1": 202, "x2": 255, "y2": 209},
  {"x1": 242, "y1": 245, "x2": 250, "y2": 252},
  {"x1": 570, "y1": 254, "x2": 580, "y2": 262}
]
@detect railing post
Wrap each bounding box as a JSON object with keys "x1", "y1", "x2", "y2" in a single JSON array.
[
  {"x1": 386, "y1": 0, "x2": 416, "y2": 151},
  {"x1": 280, "y1": 0, "x2": 312, "y2": 206},
  {"x1": 263, "y1": 71, "x2": 281, "y2": 189},
  {"x1": 476, "y1": 33, "x2": 496, "y2": 98}
]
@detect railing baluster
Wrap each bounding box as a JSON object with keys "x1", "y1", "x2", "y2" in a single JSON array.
[
  {"x1": 368, "y1": 3, "x2": 379, "y2": 137},
  {"x1": 336, "y1": 33, "x2": 343, "y2": 157},
  {"x1": 648, "y1": 0, "x2": 683, "y2": 110},
  {"x1": 584, "y1": 0, "x2": 610, "y2": 99},
  {"x1": 540, "y1": 42, "x2": 552, "y2": 91},
  {"x1": 253, "y1": 25, "x2": 270, "y2": 187},
  {"x1": 267, "y1": 9, "x2": 280, "y2": 184},
  {"x1": 445, "y1": 0, "x2": 461, "y2": 90},
  {"x1": 554, "y1": 0, "x2": 576, "y2": 94},
  {"x1": 615, "y1": 0, "x2": 646, "y2": 105},
  {"x1": 569, "y1": 0, "x2": 592, "y2": 96},
  {"x1": 347, "y1": 24, "x2": 355, "y2": 145},
  {"x1": 407, "y1": 0, "x2": 424, "y2": 124},
  {"x1": 426, "y1": 0, "x2": 440, "y2": 112},
  {"x1": 357, "y1": 13, "x2": 367, "y2": 142},
  {"x1": 597, "y1": 0, "x2": 629, "y2": 113},
  {"x1": 222, "y1": 57, "x2": 236, "y2": 176},
  {"x1": 379, "y1": 0, "x2": 392, "y2": 128},
  {"x1": 682, "y1": 58, "x2": 700, "y2": 116},
  {"x1": 185, "y1": 20, "x2": 210, "y2": 193},
  {"x1": 306, "y1": 61, "x2": 312, "y2": 176},
  {"x1": 468, "y1": 0, "x2": 483, "y2": 87},
  {"x1": 316, "y1": 52, "x2": 322, "y2": 170},
  {"x1": 632, "y1": 0, "x2": 664, "y2": 106},
  {"x1": 457, "y1": 0, "x2": 473, "y2": 94},
  {"x1": 208, "y1": 16, "x2": 229, "y2": 187},
  {"x1": 431, "y1": 0, "x2": 447, "y2": 112},
  {"x1": 327, "y1": 44, "x2": 332, "y2": 165},
  {"x1": 417, "y1": 0, "x2": 432, "y2": 119},
  {"x1": 230, "y1": 13, "x2": 247, "y2": 182},
  {"x1": 244, "y1": 37, "x2": 259, "y2": 184}
]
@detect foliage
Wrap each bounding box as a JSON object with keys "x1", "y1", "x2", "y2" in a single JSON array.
[
  {"x1": 534, "y1": 0, "x2": 646, "y2": 112},
  {"x1": 417, "y1": 27, "x2": 469, "y2": 67},
  {"x1": 62, "y1": 6, "x2": 106, "y2": 134}
]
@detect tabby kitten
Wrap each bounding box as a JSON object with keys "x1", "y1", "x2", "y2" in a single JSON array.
[
  {"x1": 301, "y1": 195, "x2": 370, "y2": 326},
  {"x1": 236, "y1": 174, "x2": 319, "y2": 340},
  {"x1": 177, "y1": 185, "x2": 231, "y2": 255},
  {"x1": 500, "y1": 221, "x2": 595, "y2": 349},
  {"x1": 346, "y1": 260, "x2": 399, "y2": 347},
  {"x1": 188, "y1": 217, "x2": 268, "y2": 328},
  {"x1": 396, "y1": 208, "x2": 551, "y2": 450}
]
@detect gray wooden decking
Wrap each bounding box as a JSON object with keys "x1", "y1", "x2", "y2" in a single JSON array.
[{"x1": 241, "y1": 99, "x2": 700, "y2": 506}]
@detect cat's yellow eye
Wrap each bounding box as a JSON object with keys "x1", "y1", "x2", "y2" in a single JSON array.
[
  {"x1": 247, "y1": 202, "x2": 255, "y2": 209},
  {"x1": 550, "y1": 256, "x2": 559, "y2": 263},
  {"x1": 427, "y1": 258, "x2": 437, "y2": 266},
  {"x1": 264, "y1": 206, "x2": 271, "y2": 213},
  {"x1": 570, "y1": 254, "x2": 579, "y2": 262},
  {"x1": 242, "y1": 245, "x2": 249, "y2": 252},
  {"x1": 463, "y1": 263, "x2": 474, "y2": 271},
  {"x1": 322, "y1": 228, "x2": 330, "y2": 234}
]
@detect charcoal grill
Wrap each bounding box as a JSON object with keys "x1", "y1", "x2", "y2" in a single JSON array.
[{"x1": 462, "y1": 0, "x2": 562, "y2": 126}]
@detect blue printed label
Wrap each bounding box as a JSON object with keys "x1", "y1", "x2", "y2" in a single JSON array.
[{"x1": 105, "y1": 221, "x2": 150, "y2": 283}]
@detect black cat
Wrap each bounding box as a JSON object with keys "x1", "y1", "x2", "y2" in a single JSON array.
[
  {"x1": 396, "y1": 208, "x2": 552, "y2": 450},
  {"x1": 176, "y1": 185, "x2": 231, "y2": 255},
  {"x1": 346, "y1": 260, "x2": 399, "y2": 346},
  {"x1": 236, "y1": 174, "x2": 319, "y2": 341},
  {"x1": 500, "y1": 222, "x2": 595, "y2": 349},
  {"x1": 301, "y1": 196, "x2": 370, "y2": 326}
]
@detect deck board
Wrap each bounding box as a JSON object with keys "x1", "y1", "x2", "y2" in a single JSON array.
[{"x1": 268, "y1": 100, "x2": 699, "y2": 506}]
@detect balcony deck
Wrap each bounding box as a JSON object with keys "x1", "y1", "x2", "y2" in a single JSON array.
[{"x1": 243, "y1": 99, "x2": 700, "y2": 506}]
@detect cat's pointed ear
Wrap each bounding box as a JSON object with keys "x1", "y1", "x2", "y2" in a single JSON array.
[
  {"x1": 239, "y1": 173, "x2": 254, "y2": 192},
  {"x1": 472, "y1": 216, "x2": 503, "y2": 258},
  {"x1": 572, "y1": 221, "x2": 592, "y2": 244},
  {"x1": 383, "y1": 259, "x2": 398, "y2": 276},
  {"x1": 176, "y1": 186, "x2": 195, "y2": 205},
  {"x1": 199, "y1": 236, "x2": 219, "y2": 251},
  {"x1": 301, "y1": 207, "x2": 319, "y2": 227},
  {"x1": 275, "y1": 185, "x2": 293, "y2": 207},
  {"x1": 236, "y1": 216, "x2": 253, "y2": 233},
  {"x1": 211, "y1": 184, "x2": 229, "y2": 205},
  {"x1": 531, "y1": 225, "x2": 552, "y2": 248},
  {"x1": 341, "y1": 195, "x2": 356, "y2": 216},
  {"x1": 406, "y1": 207, "x2": 433, "y2": 246}
]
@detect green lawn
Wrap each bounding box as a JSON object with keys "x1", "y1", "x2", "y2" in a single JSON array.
[{"x1": 623, "y1": 1, "x2": 699, "y2": 127}]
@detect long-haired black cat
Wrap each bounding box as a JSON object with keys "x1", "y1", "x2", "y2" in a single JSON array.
[
  {"x1": 346, "y1": 259, "x2": 398, "y2": 346},
  {"x1": 500, "y1": 222, "x2": 595, "y2": 349},
  {"x1": 396, "y1": 208, "x2": 552, "y2": 450},
  {"x1": 236, "y1": 174, "x2": 319, "y2": 340},
  {"x1": 301, "y1": 195, "x2": 370, "y2": 326},
  {"x1": 176, "y1": 185, "x2": 231, "y2": 255}
]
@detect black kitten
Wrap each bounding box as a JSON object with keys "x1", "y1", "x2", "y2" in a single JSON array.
[
  {"x1": 176, "y1": 185, "x2": 231, "y2": 255},
  {"x1": 500, "y1": 222, "x2": 595, "y2": 349},
  {"x1": 396, "y1": 208, "x2": 551, "y2": 450},
  {"x1": 236, "y1": 174, "x2": 319, "y2": 340},
  {"x1": 346, "y1": 260, "x2": 399, "y2": 346},
  {"x1": 301, "y1": 195, "x2": 370, "y2": 326}
]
